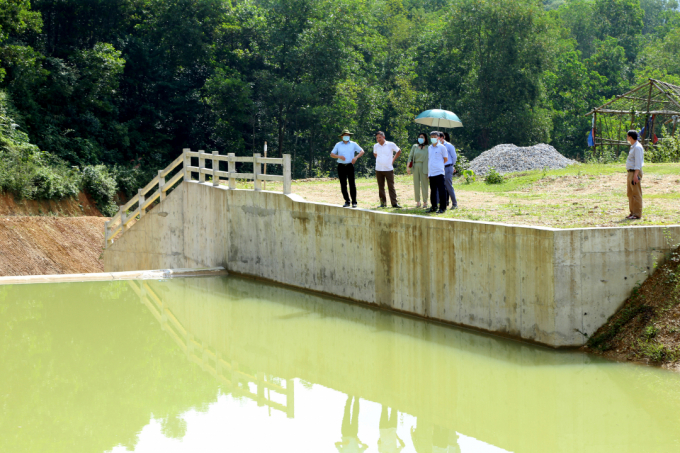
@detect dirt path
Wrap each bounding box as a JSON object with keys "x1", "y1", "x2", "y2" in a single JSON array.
[{"x1": 0, "y1": 217, "x2": 107, "y2": 276}]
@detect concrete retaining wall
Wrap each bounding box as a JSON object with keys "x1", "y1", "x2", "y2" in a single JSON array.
[{"x1": 103, "y1": 181, "x2": 680, "y2": 347}]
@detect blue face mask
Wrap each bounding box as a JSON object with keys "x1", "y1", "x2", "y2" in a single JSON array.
[
  {"x1": 430, "y1": 137, "x2": 438, "y2": 144},
  {"x1": 417, "y1": 138, "x2": 424, "y2": 144},
  {"x1": 342, "y1": 136, "x2": 350, "y2": 142}
]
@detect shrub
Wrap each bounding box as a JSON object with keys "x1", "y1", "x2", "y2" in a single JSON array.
[
  {"x1": 648, "y1": 132, "x2": 680, "y2": 163},
  {"x1": 484, "y1": 167, "x2": 504, "y2": 184},
  {"x1": 462, "y1": 169, "x2": 476, "y2": 184},
  {"x1": 82, "y1": 165, "x2": 118, "y2": 216},
  {"x1": 454, "y1": 154, "x2": 470, "y2": 175}
]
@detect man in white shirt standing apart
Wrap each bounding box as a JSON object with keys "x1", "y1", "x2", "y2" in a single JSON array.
[
  {"x1": 373, "y1": 131, "x2": 402, "y2": 208},
  {"x1": 625, "y1": 129, "x2": 644, "y2": 219}
]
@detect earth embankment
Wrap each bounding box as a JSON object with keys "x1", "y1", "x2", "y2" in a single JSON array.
[
  {"x1": 0, "y1": 216, "x2": 107, "y2": 276},
  {"x1": 583, "y1": 246, "x2": 680, "y2": 370}
]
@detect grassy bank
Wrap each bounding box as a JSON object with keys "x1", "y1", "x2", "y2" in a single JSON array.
[
  {"x1": 584, "y1": 246, "x2": 680, "y2": 369},
  {"x1": 238, "y1": 163, "x2": 680, "y2": 228}
]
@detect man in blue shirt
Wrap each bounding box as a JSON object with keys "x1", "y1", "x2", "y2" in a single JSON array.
[
  {"x1": 330, "y1": 129, "x2": 365, "y2": 208},
  {"x1": 428, "y1": 131, "x2": 448, "y2": 213},
  {"x1": 440, "y1": 132, "x2": 458, "y2": 209}
]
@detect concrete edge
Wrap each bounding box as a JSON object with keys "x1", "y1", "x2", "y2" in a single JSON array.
[
  {"x1": 0, "y1": 267, "x2": 228, "y2": 286},
  {"x1": 192, "y1": 181, "x2": 680, "y2": 232}
]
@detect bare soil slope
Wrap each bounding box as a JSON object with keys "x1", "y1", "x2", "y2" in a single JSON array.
[
  {"x1": 0, "y1": 216, "x2": 107, "y2": 276},
  {"x1": 0, "y1": 192, "x2": 102, "y2": 216}
]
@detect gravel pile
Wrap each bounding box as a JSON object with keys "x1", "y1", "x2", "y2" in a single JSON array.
[{"x1": 469, "y1": 143, "x2": 577, "y2": 176}]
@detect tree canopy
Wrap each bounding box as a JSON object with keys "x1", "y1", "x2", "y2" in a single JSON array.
[{"x1": 0, "y1": 0, "x2": 679, "y2": 200}]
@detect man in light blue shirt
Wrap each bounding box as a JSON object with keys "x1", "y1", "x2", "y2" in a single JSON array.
[
  {"x1": 428, "y1": 131, "x2": 448, "y2": 213},
  {"x1": 330, "y1": 129, "x2": 364, "y2": 208},
  {"x1": 625, "y1": 130, "x2": 644, "y2": 219},
  {"x1": 440, "y1": 132, "x2": 458, "y2": 209}
]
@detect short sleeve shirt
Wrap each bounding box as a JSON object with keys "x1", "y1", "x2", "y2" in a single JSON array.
[
  {"x1": 373, "y1": 141, "x2": 400, "y2": 172},
  {"x1": 333, "y1": 141, "x2": 363, "y2": 165},
  {"x1": 428, "y1": 144, "x2": 447, "y2": 177}
]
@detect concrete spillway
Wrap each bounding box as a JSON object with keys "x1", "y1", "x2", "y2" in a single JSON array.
[{"x1": 103, "y1": 181, "x2": 680, "y2": 347}]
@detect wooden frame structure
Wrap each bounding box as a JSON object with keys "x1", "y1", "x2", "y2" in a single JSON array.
[
  {"x1": 104, "y1": 149, "x2": 292, "y2": 248},
  {"x1": 585, "y1": 78, "x2": 680, "y2": 157}
]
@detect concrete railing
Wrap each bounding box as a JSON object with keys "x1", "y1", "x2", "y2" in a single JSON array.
[{"x1": 104, "y1": 148, "x2": 292, "y2": 248}]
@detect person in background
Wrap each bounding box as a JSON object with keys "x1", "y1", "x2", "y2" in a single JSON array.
[
  {"x1": 440, "y1": 132, "x2": 458, "y2": 209},
  {"x1": 373, "y1": 131, "x2": 402, "y2": 208},
  {"x1": 625, "y1": 130, "x2": 644, "y2": 220},
  {"x1": 407, "y1": 133, "x2": 430, "y2": 209},
  {"x1": 336, "y1": 395, "x2": 368, "y2": 453},
  {"x1": 330, "y1": 129, "x2": 364, "y2": 208},
  {"x1": 428, "y1": 131, "x2": 448, "y2": 214},
  {"x1": 378, "y1": 405, "x2": 405, "y2": 453}
]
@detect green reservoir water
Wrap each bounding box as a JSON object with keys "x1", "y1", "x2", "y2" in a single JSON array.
[{"x1": 2, "y1": 276, "x2": 680, "y2": 453}]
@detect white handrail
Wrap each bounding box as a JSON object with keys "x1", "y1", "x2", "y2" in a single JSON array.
[{"x1": 104, "y1": 149, "x2": 292, "y2": 248}]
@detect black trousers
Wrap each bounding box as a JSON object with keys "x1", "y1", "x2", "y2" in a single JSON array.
[
  {"x1": 338, "y1": 164, "x2": 357, "y2": 203},
  {"x1": 429, "y1": 174, "x2": 446, "y2": 211}
]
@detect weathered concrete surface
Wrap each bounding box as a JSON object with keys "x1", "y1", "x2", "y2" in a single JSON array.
[{"x1": 104, "y1": 181, "x2": 680, "y2": 347}]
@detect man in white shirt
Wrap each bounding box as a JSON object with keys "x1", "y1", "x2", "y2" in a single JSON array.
[
  {"x1": 428, "y1": 131, "x2": 448, "y2": 213},
  {"x1": 625, "y1": 129, "x2": 644, "y2": 219},
  {"x1": 373, "y1": 131, "x2": 402, "y2": 208}
]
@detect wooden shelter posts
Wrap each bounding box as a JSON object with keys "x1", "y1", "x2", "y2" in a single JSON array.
[{"x1": 585, "y1": 79, "x2": 680, "y2": 159}]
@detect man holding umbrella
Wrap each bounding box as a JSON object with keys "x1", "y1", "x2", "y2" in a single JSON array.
[{"x1": 330, "y1": 129, "x2": 364, "y2": 208}]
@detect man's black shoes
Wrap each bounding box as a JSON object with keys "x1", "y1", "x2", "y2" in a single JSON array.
[
  {"x1": 392, "y1": 204, "x2": 402, "y2": 209},
  {"x1": 428, "y1": 207, "x2": 437, "y2": 213},
  {"x1": 343, "y1": 201, "x2": 350, "y2": 208},
  {"x1": 352, "y1": 202, "x2": 358, "y2": 208},
  {"x1": 437, "y1": 209, "x2": 445, "y2": 214}
]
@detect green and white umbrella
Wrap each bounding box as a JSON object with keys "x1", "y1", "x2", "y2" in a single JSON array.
[{"x1": 414, "y1": 109, "x2": 463, "y2": 128}]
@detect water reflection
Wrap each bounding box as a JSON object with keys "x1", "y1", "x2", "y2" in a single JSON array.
[{"x1": 2, "y1": 276, "x2": 680, "y2": 452}]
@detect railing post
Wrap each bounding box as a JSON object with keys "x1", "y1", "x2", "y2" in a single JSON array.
[
  {"x1": 253, "y1": 153, "x2": 261, "y2": 191},
  {"x1": 283, "y1": 154, "x2": 292, "y2": 195},
  {"x1": 158, "y1": 169, "x2": 165, "y2": 201},
  {"x1": 212, "y1": 151, "x2": 220, "y2": 187},
  {"x1": 286, "y1": 378, "x2": 294, "y2": 419},
  {"x1": 199, "y1": 150, "x2": 206, "y2": 183},
  {"x1": 257, "y1": 372, "x2": 265, "y2": 407},
  {"x1": 183, "y1": 148, "x2": 190, "y2": 182},
  {"x1": 228, "y1": 153, "x2": 236, "y2": 189},
  {"x1": 120, "y1": 205, "x2": 129, "y2": 232},
  {"x1": 103, "y1": 220, "x2": 109, "y2": 249},
  {"x1": 138, "y1": 188, "x2": 146, "y2": 219}
]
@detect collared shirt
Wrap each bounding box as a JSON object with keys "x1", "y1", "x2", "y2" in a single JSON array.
[
  {"x1": 428, "y1": 143, "x2": 447, "y2": 177},
  {"x1": 626, "y1": 141, "x2": 644, "y2": 170},
  {"x1": 332, "y1": 141, "x2": 362, "y2": 165},
  {"x1": 443, "y1": 141, "x2": 457, "y2": 166},
  {"x1": 373, "y1": 140, "x2": 400, "y2": 171}
]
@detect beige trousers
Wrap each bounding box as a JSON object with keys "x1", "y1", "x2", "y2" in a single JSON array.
[
  {"x1": 412, "y1": 162, "x2": 428, "y2": 203},
  {"x1": 627, "y1": 170, "x2": 643, "y2": 217}
]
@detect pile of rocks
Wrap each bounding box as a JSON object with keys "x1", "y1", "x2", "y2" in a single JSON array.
[{"x1": 469, "y1": 143, "x2": 577, "y2": 176}]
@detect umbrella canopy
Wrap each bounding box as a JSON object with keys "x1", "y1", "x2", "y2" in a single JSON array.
[{"x1": 414, "y1": 109, "x2": 463, "y2": 128}]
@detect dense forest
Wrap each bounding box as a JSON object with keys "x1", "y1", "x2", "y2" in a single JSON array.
[{"x1": 0, "y1": 0, "x2": 679, "y2": 213}]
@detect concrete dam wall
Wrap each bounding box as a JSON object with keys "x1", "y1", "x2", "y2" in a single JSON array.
[{"x1": 103, "y1": 181, "x2": 680, "y2": 347}]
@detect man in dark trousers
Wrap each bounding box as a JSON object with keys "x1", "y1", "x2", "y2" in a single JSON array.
[
  {"x1": 330, "y1": 129, "x2": 365, "y2": 208},
  {"x1": 428, "y1": 131, "x2": 448, "y2": 213}
]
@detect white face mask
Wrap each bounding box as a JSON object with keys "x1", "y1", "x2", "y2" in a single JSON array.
[
  {"x1": 417, "y1": 138, "x2": 424, "y2": 144},
  {"x1": 430, "y1": 137, "x2": 438, "y2": 144},
  {"x1": 342, "y1": 136, "x2": 350, "y2": 142}
]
